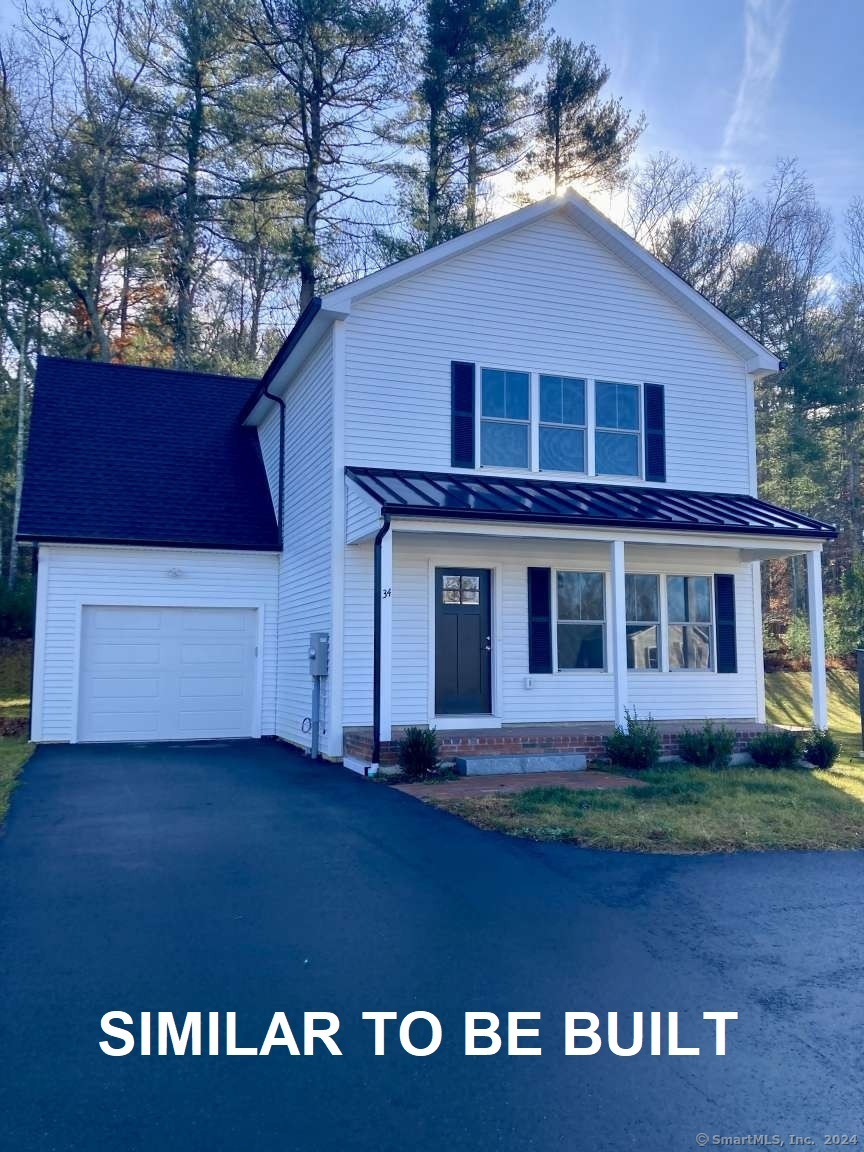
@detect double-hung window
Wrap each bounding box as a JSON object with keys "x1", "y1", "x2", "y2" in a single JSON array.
[
  {"x1": 480, "y1": 368, "x2": 530, "y2": 468},
  {"x1": 595, "y1": 381, "x2": 640, "y2": 476},
  {"x1": 667, "y1": 575, "x2": 713, "y2": 669},
  {"x1": 625, "y1": 574, "x2": 660, "y2": 670},
  {"x1": 556, "y1": 571, "x2": 605, "y2": 670},
  {"x1": 539, "y1": 375, "x2": 586, "y2": 472}
]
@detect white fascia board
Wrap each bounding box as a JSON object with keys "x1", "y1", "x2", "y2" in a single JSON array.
[
  {"x1": 388, "y1": 516, "x2": 817, "y2": 555},
  {"x1": 243, "y1": 307, "x2": 343, "y2": 426}
]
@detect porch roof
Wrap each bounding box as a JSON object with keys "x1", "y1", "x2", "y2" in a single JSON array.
[{"x1": 345, "y1": 467, "x2": 836, "y2": 540}]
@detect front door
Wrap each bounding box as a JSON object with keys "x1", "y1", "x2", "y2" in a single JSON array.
[{"x1": 434, "y1": 568, "x2": 492, "y2": 715}]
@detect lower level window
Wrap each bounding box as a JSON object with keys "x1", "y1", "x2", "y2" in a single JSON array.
[
  {"x1": 556, "y1": 571, "x2": 605, "y2": 669},
  {"x1": 667, "y1": 575, "x2": 712, "y2": 669},
  {"x1": 626, "y1": 574, "x2": 660, "y2": 670}
]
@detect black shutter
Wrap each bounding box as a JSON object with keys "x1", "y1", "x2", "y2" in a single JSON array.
[
  {"x1": 643, "y1": 383, "x2": 666, "y2": 482},
  {"x1": 451, "y1": 361, "x2": 475, "y2": 468},
  {"x1": 527, "y1": 567, "x2": 553, "y2": 674},
  {"x1": 714, "y1": 574, "x2": 737, "y2": 674}
]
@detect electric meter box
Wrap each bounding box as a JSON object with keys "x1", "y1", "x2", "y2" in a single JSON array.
[{"x1": 308, "y1": 632, "x2": 330, "y2": 677}]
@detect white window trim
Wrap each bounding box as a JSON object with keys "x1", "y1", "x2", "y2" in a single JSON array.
[
  {"x1": 552, "y1": 567, "x2": 610, "y2": 675},
  {"x1": 594, "y1": 379, "x2": 644, "y2": 481},
  {"x1": 625, "y1": 573, "x2": 662, "y2": 673},
  {"x1": 476, "y1": 364, "x2": 534, "y2": 473},
  {"x1": 664, "y1": 574, "x2": 717, "y2": 673},
  {"x1": 474, "y1": 367, "x2": 643, "y2": 480}
]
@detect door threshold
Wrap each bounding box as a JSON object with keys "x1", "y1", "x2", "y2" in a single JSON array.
[{"x1": 432, "y1": 716, "x2": 501, "y2": 730}]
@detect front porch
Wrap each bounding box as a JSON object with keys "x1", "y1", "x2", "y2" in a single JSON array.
[
  {"x1": 342, "y1": 467, "x2": 836, "y2": 771},
  {"x1": 344, "y1": 720, "x2": 770, "y2": 769}
]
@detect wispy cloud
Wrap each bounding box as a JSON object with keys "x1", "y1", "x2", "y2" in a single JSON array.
[{"x1": 723, "y1": 0, "x2": 791, "y2": 156}]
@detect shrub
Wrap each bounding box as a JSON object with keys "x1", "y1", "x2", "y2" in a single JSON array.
[
  {"x1": 0, "y1": 580, "x2": 34, "y2": 639},
  {"x1": 782, "y1": 613, "x2": 811, "y2": 663},
  {"x1": 396, "y1": 726, "x2": 440, "y2": 780},
  {"x1": 603, "y1": 709, "x2": 661, "y2": 771},
  {"x1": 802, "y1": 728, "x2": 841, "y2": 771},
  {"x1": 747, "y1": 730, "x2": 801, "y2": 770},
  {"x1": 677, "y1": 720, "x2": 735, "y2": 769}
]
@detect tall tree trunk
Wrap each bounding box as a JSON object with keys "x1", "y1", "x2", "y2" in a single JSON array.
[
  {"x1": 426, "y1": 100, "x2": 441, "y2": 248},
  {"x1": 465, "y1": 139, "x2": 477, "y2": 230},
  {"x1": 8, "y1": 312, "x2": 28, "y2": 588},
  {"x1": 175, "y1": 67, "x2": 204, "y2": 367},
  {"x1": 298, "y1": 61, "x2": 323, "y2": 312}
]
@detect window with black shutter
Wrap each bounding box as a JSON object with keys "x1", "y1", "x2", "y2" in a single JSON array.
[{"x1": 643, "y1": 383, "x2": 666, "y2": 482}]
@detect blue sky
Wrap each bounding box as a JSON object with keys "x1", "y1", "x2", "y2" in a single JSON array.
[{"x1": 555, "y1": 0, "x2": 863, "y2": 235}]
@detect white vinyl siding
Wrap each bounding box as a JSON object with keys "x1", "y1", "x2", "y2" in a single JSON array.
[
  {"x1": 32, "y1": 544, "x2": 279, "y2": 742},
  {"x1": 345, "y1": 480, "x2": 381, "y2": 543},
  {"x1": 276, "y1": 332, "x2": 334, "y2": 748},
  {"x1": 343, "y1": 210, "x2": 752, "y2": 493},
  {"x1": 342, "y1": 533, "x2": 759, "y2": 727}
]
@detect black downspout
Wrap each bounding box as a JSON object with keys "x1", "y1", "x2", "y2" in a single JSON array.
[
  {"x1": 262, "y1": 385, "x2": 286, "y2": 548},
  {"x1": 28, "y1": 545, "x2": 38, "y2": 743},
  {"x1": 371, "y1": 517, "x2": 391, "y2": 770}
]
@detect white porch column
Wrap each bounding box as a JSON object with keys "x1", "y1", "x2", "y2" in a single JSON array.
[
  {"x1": 380, "y1": 526, "x2": 393, "y2": 742},
  {"x1": 610, "y1": 540, "x2": 628, "y2": 727},
  {"x1": 806, "y1": 548, "x2": 828, "y2": 729}
]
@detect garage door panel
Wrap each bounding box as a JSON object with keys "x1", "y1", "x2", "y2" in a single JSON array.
[
  {"x1": 88, "y1": 676, "x2": 160, "y2": 700},
  {"x1": 87, "y1": 607, "x2": 163, "y2": 632},
  {"x1": 87, "y1": 643, "x2": 162, "y2": 667},
  {"x1": 78, "y1": 606, "x2": 258, "y2": 742},
  {"x1": 179, "y1": 643, "x2": 247, "y2": 665}
]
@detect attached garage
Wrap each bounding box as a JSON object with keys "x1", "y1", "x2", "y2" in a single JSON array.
[
  {"x1": 78, "y1": 606, "x2": 260, "y2": 742},
  {"x1": 17, "y1": 360, "x2": 283, "y2": 744}
]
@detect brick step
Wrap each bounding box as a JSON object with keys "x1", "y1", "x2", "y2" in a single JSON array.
[{"x1": 453, "y1": 753, "x2": 587, "y2": 776}]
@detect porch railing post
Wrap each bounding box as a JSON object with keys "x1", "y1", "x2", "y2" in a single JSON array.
[
  {"x1": 806, "y1": 547, "x2": 828, "y2": 729},
  {"x1": 610, "y1": 539, "x2": 628, "y2": 728}
]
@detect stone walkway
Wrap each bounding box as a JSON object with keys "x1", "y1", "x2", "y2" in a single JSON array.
[{"x1": 394, "y1": 769, "x2": 642, "y2": 799}]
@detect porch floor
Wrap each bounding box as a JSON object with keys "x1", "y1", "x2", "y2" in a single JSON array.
[{"x1": 394, "y1": 768, "x2": 644, "y2": 799}]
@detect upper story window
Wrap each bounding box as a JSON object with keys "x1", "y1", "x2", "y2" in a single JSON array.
[
  {"x1": 468, "y1": 365, "x2": 656, "y2": 480},
  {"x1": 539, "y1": 375, "x2": 586, "y2": 472},
  {"x1": 480, "y1": 368, "x2": 530, "y2": 468},
  {"x1": 595, "y1": 381, "x2": 640, "y2": 477}
]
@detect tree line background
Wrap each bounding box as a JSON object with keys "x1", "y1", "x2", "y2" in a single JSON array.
[{"x1": 0, "y1": 0, "x2": 862, "y2": 661}]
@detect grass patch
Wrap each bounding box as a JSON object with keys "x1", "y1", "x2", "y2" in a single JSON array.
[
  {"x1": 433, "y1": 672, "x2": 864, "y2": 853},
  {"x1": 0, "y1": 639, "x2": 33, "y2": 820},
  {"x1": 0, "y1": 739, "x2": 30, "y2": 822}
]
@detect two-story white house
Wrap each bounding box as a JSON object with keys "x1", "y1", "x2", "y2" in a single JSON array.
[{"x1": 19, "y1": 192, "x2": 836, "y2": 766}]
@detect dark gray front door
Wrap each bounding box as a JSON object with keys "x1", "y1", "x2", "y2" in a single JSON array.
[{"x1": 435, "y1": 568, "x2": 492, "y2": 715}]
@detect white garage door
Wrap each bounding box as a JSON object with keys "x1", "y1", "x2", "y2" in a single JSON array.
[{"x1": 78, "y1": 606, "x2": 259, "y2": 742}]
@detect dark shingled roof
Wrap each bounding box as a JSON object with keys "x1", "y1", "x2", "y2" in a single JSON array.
[
  {"x1": 18, "y1": 357, "x2": 280, "y2": 551},
  {"x1": 346, "y1": 466, "x2": 837, "y2": 539}
]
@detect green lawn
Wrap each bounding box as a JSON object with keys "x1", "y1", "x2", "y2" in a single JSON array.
[
  {"x1": 434, "y1": 671, "x2": 864, "y2": 853},
  {"x1": 0, "y1": 639, "x2": 32, "y2": 820}
]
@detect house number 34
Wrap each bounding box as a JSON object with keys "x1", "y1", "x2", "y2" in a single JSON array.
[{"x1": 382, "y1": 588, "x2": 392, "y2": 598}]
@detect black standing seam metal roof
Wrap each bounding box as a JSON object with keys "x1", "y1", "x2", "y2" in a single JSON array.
[
  {"x1": 18, "y1": 357, "x2": 281, "y2": 551},
  {"x1": 345, "y1": 467, "x2": 837, "y2": 540}
]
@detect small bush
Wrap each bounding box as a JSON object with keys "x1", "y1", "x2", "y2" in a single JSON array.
[
  {"x1": 603, "y1": 709, "x2": 661, "y2": 771},
  {"x1": 678, "y1": 720, "x2": 735, "y2": 769},
  {"x1": 747, "y1": 730, "x2": 801, "y2": 770},
  {"x1": 396, "y1": 726, "x2": 440, "y2": 780},
  {"x1": 0, "y1": 581, "x2": 34, "y2": 639},
  {"x1": 802, "y1": 728, "x2": 841, "y2": 771}
]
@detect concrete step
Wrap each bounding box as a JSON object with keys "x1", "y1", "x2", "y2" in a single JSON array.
[{"x1": 453, "y1": 753, "x2": 587, "y2": 776}]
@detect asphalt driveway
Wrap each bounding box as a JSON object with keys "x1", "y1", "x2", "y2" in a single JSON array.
[{"x1": 1, "y1": 741, "x2": 862, "y2": 1152}]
